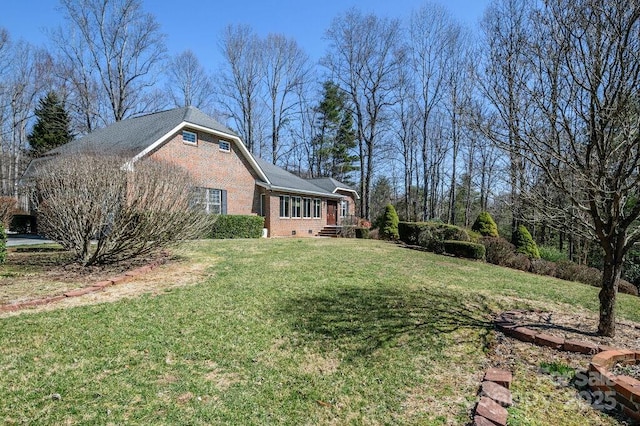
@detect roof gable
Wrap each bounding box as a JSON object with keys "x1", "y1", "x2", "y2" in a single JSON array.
[{"x1": 306, "y1": 177, "x2": 360, "y2": 199}]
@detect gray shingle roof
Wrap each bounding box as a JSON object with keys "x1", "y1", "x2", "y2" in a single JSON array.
[
  {"x1": 48, "y1": 106, "x2": 236, "y2": 157},
  {"x1": 306, "y1": 177, "x2": 359, "y2": 198},
  {"x1": 254, "y1": 158, "x2": 341, "y2": 198}
]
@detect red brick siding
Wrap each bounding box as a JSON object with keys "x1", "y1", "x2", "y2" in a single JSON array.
[
  {"x1": 263, "y1": 191, "x2": 327, "y2": 237},
  {"x1": 149, "y1": 129, "x2": 259, "y2": 214}
]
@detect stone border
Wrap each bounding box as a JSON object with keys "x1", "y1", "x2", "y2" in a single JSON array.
[
  {"x1": 495, "y1": 310, "x2": 640, "y2": 421},
  {"x1": 473, "y1": 368, "x2": 513, "y2": 426},
  {"x1": 0, "y1": 259, "x2": 166, "y2": 313}
]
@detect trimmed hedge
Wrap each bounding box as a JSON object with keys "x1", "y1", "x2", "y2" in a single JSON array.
[
  {"x1": 208, "y1": 215, "x2": 265, "y2": 239},
  {"x1": 443, "y1": 240, "x2": 485, "y2": 260},
  {"x1": 399, "y1": 221, "x2": 471, "y2": 253},
  {"x1": 0, "y1": 224, "x2": 6, "y2": 264}
]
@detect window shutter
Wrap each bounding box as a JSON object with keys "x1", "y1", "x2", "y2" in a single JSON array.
[{"x1": 221, "y1": 190, "x2": 227, "y2": 215}]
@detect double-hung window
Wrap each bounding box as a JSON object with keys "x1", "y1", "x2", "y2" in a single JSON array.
[
  {"x1": 340, "y1": 200, "x2": 349, "y2": 218},
  {"x1": 313, "y1": 199, "x2": 321, "y2": 218},
  {"x1": 291, "y1": 196, "x2": 302, "y2": 218},
  {"x1": 279, "y1": 195, "x2": 290, "y2": 218},
  {"x1": 303, "y1": 198, "x2": 312, "y2": 218},
  {"x1": 194, "y1": 188, "x2": 225, "y2": 214}
]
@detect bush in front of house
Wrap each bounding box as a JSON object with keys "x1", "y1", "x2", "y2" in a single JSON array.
[
  {"x1": 0, "y1": 224, "x2": 6, "y2": 264},
  {"x1": 355, "y1": 227, "x2": 370, "y2": 239},
  {"x1": 443, "y1": 240, "x2": 485, "y2": 260},
  {"x1": 208, "y1": 215, "x2": 265, "y2": 239},
  {"x1": 513, "y1": 225, "x2": 540, "y2": 259},
  {"x1": 380, "y1": 204, "x2": 399, "y2": 240},
  {"x1": 471, "y1": 211, "x2": 499, "y2": 237}
]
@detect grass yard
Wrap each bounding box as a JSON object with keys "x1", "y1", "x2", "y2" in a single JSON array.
[{"x1": 0, "y1": 238, "x2": 638, "y2": 425}]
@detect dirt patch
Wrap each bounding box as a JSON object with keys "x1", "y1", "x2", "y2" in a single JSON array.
[
  {"x1": 299, "y1": 352, "x2": 340, "y2": 375},
  {"x1": 501, "y1": 310, "x2": 640, "y2": 351},
  {"x1": 0, "y1": 256, "x2": 211, "y2": 318},
  {"x1": 203, "y1": 365, "x2": 242, "y2": 391}
]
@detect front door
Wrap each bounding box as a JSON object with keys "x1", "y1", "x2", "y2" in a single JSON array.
[{"x1": 327, "y1": 201, "x2": 337, "y2": 225}]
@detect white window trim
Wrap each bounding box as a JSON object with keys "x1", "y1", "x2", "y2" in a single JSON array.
[
  {"x1": 219, "y1": 140, "x2": 231, "y2": 152},
  {"x1": 194, "y1": 187, "x2": 221, "y2": 215},
  {"x1": 291, "y1": 196, "x2": 302, "y2": 219},
  {"x1": 303, "y1": 197, "x2": 312, "y2": 218},
  {"x1": 182, "y1": 130, "x2": 197, "y2": 145},
  {"x1": 313, "y1": 199, "x2": 322, "y2": 219},
  {"x1": 279, "y1": 195, "x2": 290, "y2": 218}
]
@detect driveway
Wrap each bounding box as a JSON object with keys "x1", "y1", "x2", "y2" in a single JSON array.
[{"x1": 6, "y1": 234, "x2": 55, "y2": 247}]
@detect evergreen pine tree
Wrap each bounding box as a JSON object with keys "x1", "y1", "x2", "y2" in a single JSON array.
[
  {"x1": 313, "y1": 81, "x2": 359, "y2": 182},
  {"x1": 27, "y1": 91, "x2": 74, "y2": 157}
]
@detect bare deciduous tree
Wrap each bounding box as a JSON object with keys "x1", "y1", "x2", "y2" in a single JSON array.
[
  {"x1": 262, "y1": 34, "x2": 311, "y2": 164},
  {"x1": 517, "y1": 0, "x2": 640, "y2": 336},
  {"x1": 216, "y1": 24, "x2": 264, "y2": 154},
  {"x1": 322, "y1": 8, "x2": 403, "y2": 219},
  {"x1": 165, "y1": 50, "x2": 215, "y2": 110},
  {"x1": 34, "y1": 155, "x2": 208, "y2": 266},
  {"x1": 480, "y1": 0, "x2": 534, "y2": 235},
  {"x1": 53, "y1": 0, "x2": 166, "y2": 127}
]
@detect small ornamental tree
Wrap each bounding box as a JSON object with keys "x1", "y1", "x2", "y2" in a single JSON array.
[
  {"x1": 34, "y1": 154, "x2": 209, "y2": 266},
  {"x1": 513, "y1": 225, "x2": 540, "y2": 259},
  {"x1": 471, "y1": 211, "x2": 499, "y2": 237},
  {"x1": 380, "y1": 204, "x2": 399, "y2": 240}
]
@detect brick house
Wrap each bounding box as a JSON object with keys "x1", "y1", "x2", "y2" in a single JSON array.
[{"x1": 25, "y1": 106, "x2": 359, "y2": 237}]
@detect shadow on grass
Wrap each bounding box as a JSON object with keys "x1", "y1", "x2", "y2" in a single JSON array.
[{"x1": 278, "y1": 285, "x2": 495, "y2": 359}]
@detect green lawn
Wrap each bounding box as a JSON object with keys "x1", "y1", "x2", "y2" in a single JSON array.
[{"x1": 0, "y1": 238, "x2": 636, "y2": 425}]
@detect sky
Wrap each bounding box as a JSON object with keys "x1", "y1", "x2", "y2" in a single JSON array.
[{"x1": 2, "y1": 0, "x2": 490, "y2": 73}]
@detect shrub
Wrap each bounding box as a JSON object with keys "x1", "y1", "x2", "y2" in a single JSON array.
[
  {"x1": 481, "y1": 237, "x2": 516, "y2": 266},
  {"x1": 530, "y1": 258, "x2": 557, "y2": 277},
  {"x1": 380, "y1": 204, "x2": 399, "y2": 240},
  {"x1": 538, "y1": 245, "x2": 568, "y2": 262},
  {"x1": 35, "y1": 154, "x2": 209, "y2": 266},
  {"x1": 209, "y1": 215, "x2": 264, "y2": 239},
  {"x1": 355, "y1": 227, "x2": 370, "y2": 239},
  {"x1": 399, "y1": 221, "x2": 471, "y2": 253},
  {"x1": 443, "y1": 240, "x2": 486, "y2": 260},
  {"x1": 554, "y1": 260, "x2": 583, "y2": 282},
  {"x1": 619, "y1": 279, "x2": 639, "y2": 296},
  {"x1": 471, "y1": 211, "x2": 499, "y2": 237},
  {"x1": 513, "y1": 225, "x2": 540, "y2": 259},
  {"x1": 0, "y1": 224, "x2": 6, "y2": 264},
  {"x1": 504, "y1": 253, "x2": 532, "y2": 271}
]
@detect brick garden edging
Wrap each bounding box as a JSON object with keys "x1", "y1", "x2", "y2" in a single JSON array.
[
  {"x1": 0, "y1": 259, "x2": 166, "y2": 313},
  {"x1": 495, "y1": 310, "x2": 640, "y2": 421},
  {"x1": 473, "y1": 368, "x2": 513, "y2": 426},
  {"x1": 589, "y1": 350, "x2": 640, "y2": 421}
]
